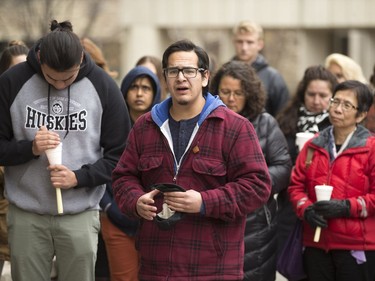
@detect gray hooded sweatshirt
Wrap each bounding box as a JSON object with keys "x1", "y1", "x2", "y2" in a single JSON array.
[{"x1": 0, "y1": 41, "x2": 131, "y2": 215}]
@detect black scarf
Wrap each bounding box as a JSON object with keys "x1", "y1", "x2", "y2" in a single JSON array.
[{"x1": 297, "y1": 106, "x2": 330, "y2": 133}]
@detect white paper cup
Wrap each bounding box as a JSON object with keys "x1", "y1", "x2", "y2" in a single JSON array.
[
  {"x1": 45, "y1": 143, "x2": 62, "y2": 165},
  {"x1": 296, "y1": 132, "x2": 315, "y2": 151},
  {"x1": 315, "y1": 185, "x2": 333, "y2": 201}
]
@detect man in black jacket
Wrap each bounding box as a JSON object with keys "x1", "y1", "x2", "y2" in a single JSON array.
[{"x1": 232, "y1": 20, "x2": 290, "y2": 117}]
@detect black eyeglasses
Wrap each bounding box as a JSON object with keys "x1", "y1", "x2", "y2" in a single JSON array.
[
  {"x1": 164, "y1": 67, "x2": 205, "y2": 78},
  {"x1": 329, "y1": 98, "x2": 358, "y2": 112}
]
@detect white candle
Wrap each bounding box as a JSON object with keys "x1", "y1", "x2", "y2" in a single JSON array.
[{"x1": 313, "y1": 185, "x2": 333, "y2": 242}]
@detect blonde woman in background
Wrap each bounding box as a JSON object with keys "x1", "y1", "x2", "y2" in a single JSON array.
[{"x1": 324, "y1": 53, "x2": 367, "y2": 84}]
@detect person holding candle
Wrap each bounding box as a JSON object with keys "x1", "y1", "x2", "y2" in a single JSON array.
[
  {"x1": 0, "y1": 20, "x2": 130, "y2": 281},
  {"x1": 288, "y1": 80, "x2": 375, "y2": 281}
]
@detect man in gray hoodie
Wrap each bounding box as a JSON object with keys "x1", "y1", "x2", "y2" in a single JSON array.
[{"x1": 0, "y1": 20, "x2": 130, "y2": 281}]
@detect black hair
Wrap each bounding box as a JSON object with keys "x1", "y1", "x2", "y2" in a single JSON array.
[
  {"x1": 294, "y1": 65, "x2": 338, "y2": 107},
  {"x1": 333, "y1": 80, "x2": 374, "y2": 115},
  {"x1": 277, "y1": 65, "x2": 338, "y2": 136},
  {"x1": 162, "y1": 39, "x2": 209, "y2": 94},
  {"x1": 39, "y1": 20, "x2": 83, "y2": 71},
  {"x1": 0, "y1": 42, "x2": 29, "y2": 75}
]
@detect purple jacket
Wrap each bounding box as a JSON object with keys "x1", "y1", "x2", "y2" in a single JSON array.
[{"x1": 112, "y1": 93, "x2": 271, "y2": 280}]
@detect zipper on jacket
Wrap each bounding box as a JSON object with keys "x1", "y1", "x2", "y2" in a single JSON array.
[
  {"x1": 172, "y1": 163, "x2": 179, "y2": 183},
  {"x1": 172, "y1": 137, "x2": 197, "y2": 183}
]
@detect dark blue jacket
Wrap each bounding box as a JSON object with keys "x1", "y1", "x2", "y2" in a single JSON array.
[{"x1": 100, "y1": 66, "x2": 161, "y2": 236}]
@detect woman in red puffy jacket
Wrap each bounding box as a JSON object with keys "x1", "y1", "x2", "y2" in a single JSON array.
[{"x1": 288, "y1": 80, "x2": 375, "y2": 281}]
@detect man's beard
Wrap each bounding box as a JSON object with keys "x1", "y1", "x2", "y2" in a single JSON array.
[{"x1": 176, "y1": 99, "x2": 189, "y2": 106}]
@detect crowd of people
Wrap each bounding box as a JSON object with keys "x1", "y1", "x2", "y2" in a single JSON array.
[{"x1": 0, "y1": 19, "x2": 375, "y2": 281}]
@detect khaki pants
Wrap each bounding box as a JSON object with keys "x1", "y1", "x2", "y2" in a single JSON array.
[{"x1": 8, "y1": 204, "x2": 99, "y2": 281}]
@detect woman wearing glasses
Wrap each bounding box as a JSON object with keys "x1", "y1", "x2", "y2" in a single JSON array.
[
  {"x1": 288, "y1": 80, "x2": 375, "y2": 281},
  {"x1": 210, "y1": 60, "x2": 292, "y2": 281}
]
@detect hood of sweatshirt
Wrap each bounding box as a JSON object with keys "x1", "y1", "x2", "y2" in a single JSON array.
[
  {"x1": 151, "y1": 92, "x2": 225, "y2": 128},
  {"x1": 120, "y1": 66, "x2": 161, "y2": 109}
]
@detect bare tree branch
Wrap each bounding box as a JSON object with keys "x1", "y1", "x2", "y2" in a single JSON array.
[{"x1": 0, "y1": 0, "x2": 101, "y2": 42}]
